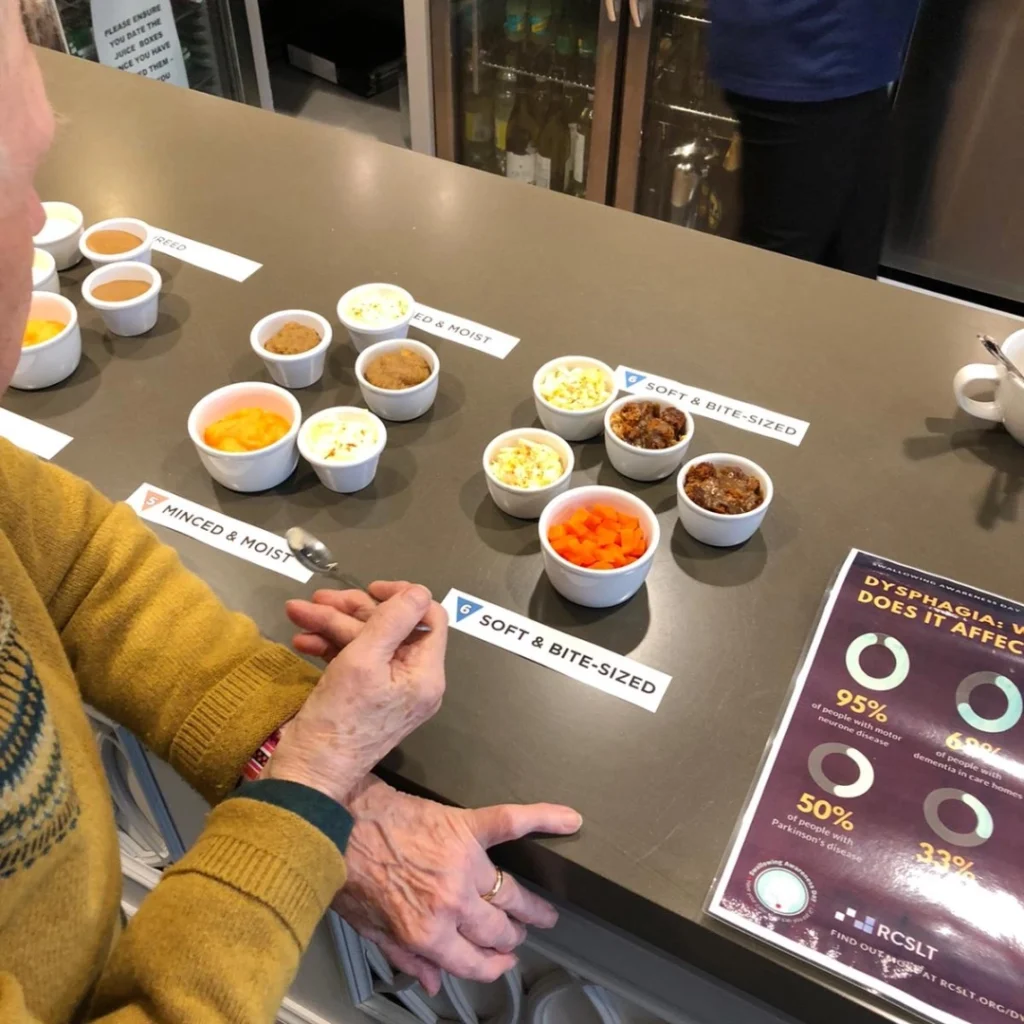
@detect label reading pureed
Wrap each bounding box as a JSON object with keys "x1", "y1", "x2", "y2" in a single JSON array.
[
  {"x1": 615, "y1": 365, "x2": 809, "y2": 446},
  {"x1": 150, "y1": 230, "x2": 262, "y2": 282}
]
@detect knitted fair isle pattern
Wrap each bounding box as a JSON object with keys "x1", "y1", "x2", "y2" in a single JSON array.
[{"x1": 0, "y1": 598, "x2": 79, "y2": 878}]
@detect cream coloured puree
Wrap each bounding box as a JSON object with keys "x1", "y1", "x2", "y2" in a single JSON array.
[
  {"x1": 344, "y1": 286, "x2": 410, "y2": 327},
  {"x1": 304, "y1": 414, "x2": 379, "y2": 463}
]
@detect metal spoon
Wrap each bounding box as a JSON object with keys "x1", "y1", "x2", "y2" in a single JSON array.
[
  {"x1": 286, "y1": 526, "x2": 431, "y2": 633},
  {"x1": 979, "y1": 334, "x2": 1024, "y2": 385}
]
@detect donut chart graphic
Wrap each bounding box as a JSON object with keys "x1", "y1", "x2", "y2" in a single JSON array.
[
  {"x1": 752, "y1": 866, "x2": 811, "y2": 917},
  {"x1": 956, "y1": 671, "x2": 1023, "y2": 734}
]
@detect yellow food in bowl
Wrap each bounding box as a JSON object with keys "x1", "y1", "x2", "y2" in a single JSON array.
[
  {"x1": 204, "y1": 408, "x2": 291, "y2": 453},
  {"x1": 490, "y1": 439, "x2": 564, "y2": 489},
  {"x1": 22, "y1": 319, "x2": 66, "y2": 348},
  {"x1": 538, "y1": 365, "x2": 611, "y2": 411}
]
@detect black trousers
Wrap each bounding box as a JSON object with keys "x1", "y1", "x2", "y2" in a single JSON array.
[{"x1": 725, "y1": 88, "x2": 892, "y2": 278}]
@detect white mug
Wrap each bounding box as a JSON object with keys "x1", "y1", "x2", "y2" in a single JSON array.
[{"x1": 954, "y1": 328, "x2": 1024, "y2": 445}]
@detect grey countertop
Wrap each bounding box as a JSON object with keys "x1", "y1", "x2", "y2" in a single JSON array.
[{"x1": 20, "y1": 48, "x2": 1024, "y2": 1024}]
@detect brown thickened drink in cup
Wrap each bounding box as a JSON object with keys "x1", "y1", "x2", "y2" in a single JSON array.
[
  {"x1": 91, "y1": 279, "x2": 151, "y2": 302},
  {"x1": 86, "y1": 229, "x2": 144, "y2": 255}
]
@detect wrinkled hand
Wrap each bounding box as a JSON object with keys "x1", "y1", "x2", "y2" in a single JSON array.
[
  {"x1": 266, "y1": 582, "x2": 448, "y2": 806},
  {"x1": 333, "y1": 776, "x2": 582, "y2": 995},
  {"x1": 286, "y1": 590, "x2": 583, "y2": 993}
]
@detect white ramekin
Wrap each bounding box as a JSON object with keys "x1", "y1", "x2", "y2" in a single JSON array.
[
  {"x1": 676, "y1": 453, "x2": 773, "y2": 547},
  {"x1": 355, "y1": 339, "x2": 440, "y2": 421},
  {"x1": 32, "y1": 249, "x2": 59, "y2": 293},
  {"x1": 483, "y1": 428, "x2": 574, "y2": 520},
  {"x1": 33, "y1": 201, "x2": 84, "y2": 270},
  {"x1": 604, "y1": 395, "x2": 695, "y2": 482},
  {"x1": 12, "y1": 293, "x2": 81, "y2": 390},
  {"x1": 79, "y1": 217, "x2": 153, "y2": 266},
  {"x1": 250, "y1": 309, "x2": 333, "y2": 389},
  {"x1": 533, "y1": 356, "x2": 617, "y2": 441},
  {"x1": 298, "y1": 407, "x2": 388, "y2": 493},
  {"x1": 336, "y1": 283, "x2": 416, "y2": 352},
  {"x1": 81, "y1": 261, "x2": 162, "y2": 337},
  {"x1": 538, "y1": 485, "x2": 660, "y2": 608},
  {"x1": 187, "y1": 382, "x2": 302, "y2": 492}
]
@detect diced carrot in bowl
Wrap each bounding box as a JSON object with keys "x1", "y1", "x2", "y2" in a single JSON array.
[{"x1": 546, "y1": 504, "x2": 648, "y2": 570}]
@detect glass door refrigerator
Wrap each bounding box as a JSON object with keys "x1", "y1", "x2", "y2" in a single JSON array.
[
  {"x1": 612, "y1": 0, "x2": 741, "y2": 237},
  {"x1": 23, "y1": 0, "x2": 271, "y2": 106},
  {"x1": 429, "y1": 0, "x2": 626, "y2": 203},
  {"x1": 428, "y1": 0, "x2": 738, "y2": 234}
]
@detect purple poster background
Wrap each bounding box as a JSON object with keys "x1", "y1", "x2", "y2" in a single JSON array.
[{"x1": 709, "y1": 550, "x2": 1024, "y2": 1024}]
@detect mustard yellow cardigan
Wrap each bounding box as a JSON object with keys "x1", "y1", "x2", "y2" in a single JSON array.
[{"x1": 0, "y1": 440, "x2": 345, "y2": 1022}]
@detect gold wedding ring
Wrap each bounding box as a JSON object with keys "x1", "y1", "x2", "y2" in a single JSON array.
[{"x1": 482, "y1": 868, "x2": 504, "y2": 903}]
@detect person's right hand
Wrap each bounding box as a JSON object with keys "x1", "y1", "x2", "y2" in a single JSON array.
[{"x1": 265, "y1": 582, "x2": 448, "y2": 807}]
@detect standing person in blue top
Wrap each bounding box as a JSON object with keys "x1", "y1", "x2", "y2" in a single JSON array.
[{"x1": 708, "y1": 1, "x2": 921, "y2": 277}]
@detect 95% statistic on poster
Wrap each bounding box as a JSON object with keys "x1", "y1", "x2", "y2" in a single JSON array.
[{"x1": 835, "y1": 689, "x2": 888, "y2": 721}]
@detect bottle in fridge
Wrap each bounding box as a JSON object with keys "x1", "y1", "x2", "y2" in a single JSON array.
[
  {"x1": 506, "y1": 75, "x2": 540, "y2": 184},
  {"x1": 568, "y1": 89, "x2": 594, "y2": 198},
  {"x1": 503, "y1": 0, "x2": 529, "y2": 64},
  {"x1": 462, "y1": 53, "x2": 496, "y2": 171},
  {"x1": 528, "y1": 0, "x2": 554, "y2": 74},
  {"x1": 493, "y1": 68, "x2": 519, "y2": 176},
  {"x1": 536, "y1": 75, "x2": 570, "y2": 191}
]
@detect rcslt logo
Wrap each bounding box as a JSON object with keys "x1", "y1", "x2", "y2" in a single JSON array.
[{"x1": 834, "y1": 907, "x2": 938, "y2": 961}]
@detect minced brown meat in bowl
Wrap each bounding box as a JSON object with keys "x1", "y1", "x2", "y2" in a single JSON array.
[
  {"x1": 684, "y1": 462, "x2": 764, "y2": 515},
  {"x1": 610, "y1": 401, "x2": 689, "y2": 450}
]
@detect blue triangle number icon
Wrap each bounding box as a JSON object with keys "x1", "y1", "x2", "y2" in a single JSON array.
[
  {"x1": 624, "y1": 371, "x2": 647, "y2": 389},
  {"x1": 456, "y1": 596, "x2": 484, "y2": 623}
]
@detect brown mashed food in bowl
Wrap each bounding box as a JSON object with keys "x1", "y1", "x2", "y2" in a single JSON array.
[
  {"x1": 365, "y1": 348, "x2": 432, "y2": 390},
  {"x1": 263, "y1": 322, "x2": 322, "y2": 355}
]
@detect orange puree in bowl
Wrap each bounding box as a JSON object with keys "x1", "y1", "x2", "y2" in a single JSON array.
[
  {"x1": 23, "y1": 319, "x2": 66, "y2": 347},
  {"x1": 204, "y1": 407, "x2": 291, "y2": 453}
]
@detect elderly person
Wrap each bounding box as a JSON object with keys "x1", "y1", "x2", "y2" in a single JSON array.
[{"x1": 0, "y1": 4, "x2": 581, "y2": 1020}]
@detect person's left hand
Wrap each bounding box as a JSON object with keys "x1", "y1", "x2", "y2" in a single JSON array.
[
  {"x1": 332, "y1": 775, "x2": 582, "y2": 995},
  {"x1": 286, "y1": 587, "x2": 382, "y2": 663},
  {"x1": 285, "y1": 589, "x2": 584, "y2": 994}
]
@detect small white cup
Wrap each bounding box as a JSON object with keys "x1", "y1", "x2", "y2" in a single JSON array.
[
  {"x1": 82, "y1": 261, "x2": 162, "y2": 337},
  {"x1": 355, "y1": 339, "x2": 440, "y2": 421},
  {"x1": 188, "y1": 382, "x2": 301, "y2": 492},
  {"x1": 79, "y1": 217, "x2": 153, "y2": 266},
  {"x1": 33, "y1": 201, "x2": 84, "y2": 271},
  {"x1": 32, "y1": 249, "x2": 59, "y2": 294},
  {"x1": 250, "y1": 310, "x2": 333, "y2": 389},
  {"x1": 604, "y1": 395, "x2": 694, "y2": 482},
  {"x1": 298, "y1": 407, "x2": 387, "y2": 493},
  {"x1": 954, "y1": 328, "x2": 1024, "y2": 446},
  {"x1": 533, "y1": 356, "x2": 617, "y2": 441},
  {"x1": 336, "y1": 283, "x2": 416, "y2": 352},
  {"x1": 676, "y1": 453, "x2": 773, "y2": 547},
  {"x1": 483, "y1": 428, "x2": 574, "y2": 519},
  {"x1": 539, "y1": 485, "x2": 660, "y2": 608},
  {"x1": 12, "y1": 292, "x2": 81, "y2": 390}
]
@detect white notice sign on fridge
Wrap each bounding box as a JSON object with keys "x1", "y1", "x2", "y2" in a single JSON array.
[{"x1": 91, "y1": 0, "x2": 188, "y2": 88}]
